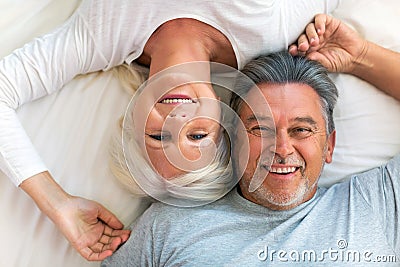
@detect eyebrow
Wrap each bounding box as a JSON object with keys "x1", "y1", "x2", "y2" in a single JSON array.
[
  {"x1": 245, "y1": 114, "x2": 273, "y2": 123},
  {"x1": 292, "y1": 116, "x2": 318, "y2": 126},
  {"x1": 245, "y1": 115, "x2": 318, "y2": 125}
]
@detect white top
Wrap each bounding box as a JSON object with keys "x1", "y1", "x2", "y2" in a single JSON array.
[{"x1": 0, "y1": 0, "x2": 340, "y2": 185}]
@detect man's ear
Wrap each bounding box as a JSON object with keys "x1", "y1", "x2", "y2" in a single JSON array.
[{"x1": 325, "y1": 130, "x2": 336, "y2": 164}]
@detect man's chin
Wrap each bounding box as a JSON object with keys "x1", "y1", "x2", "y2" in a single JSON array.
[{"x1": 239, "y1": 178, "x2": 315, "y2": 210}]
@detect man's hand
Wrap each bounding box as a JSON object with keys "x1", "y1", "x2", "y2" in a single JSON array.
[
  {"x1": 20, "y1": 171, "x2": 130, "y2": 261},
  {"x1": 289, "y1": 14, "x2": 368, "y2": 74},
  {"x1": 290, "y1": 13, "x2": 400, "y2": 101}
]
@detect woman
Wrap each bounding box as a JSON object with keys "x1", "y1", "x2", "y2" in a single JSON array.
[{"x1": 113, "y1": 62, "x2": 238, "y2": 207}]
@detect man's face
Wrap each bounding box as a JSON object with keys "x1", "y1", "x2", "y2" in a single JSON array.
[{"x1": 237, "y1": 82, "x2": 335, "y2": 210}]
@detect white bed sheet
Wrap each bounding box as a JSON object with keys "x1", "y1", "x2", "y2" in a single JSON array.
[{"x1": 0, "y1": 0, "x2": 399, "y2": 266}]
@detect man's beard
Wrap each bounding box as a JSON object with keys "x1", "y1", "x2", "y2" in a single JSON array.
[{"x1": 242, "y1": 149, "x2": 327, "y2": 209}]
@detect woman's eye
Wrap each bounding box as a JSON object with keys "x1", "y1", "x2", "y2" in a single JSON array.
[
  {"x1": 147, "y1": 133, "x2": 171, "y2": 141},
  {"x1": 188, "y1": 133, "x2": 208, "y2": 140}
]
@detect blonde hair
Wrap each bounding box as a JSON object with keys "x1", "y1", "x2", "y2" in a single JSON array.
[
  {"x1": 109, "y1": 64, "x2": 146, "y2": 196},
  {"x1": 109, "y1": 64, "x2": 235, "y2": 204}
]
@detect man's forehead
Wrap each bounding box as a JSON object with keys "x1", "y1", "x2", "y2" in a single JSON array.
[
  {"x1": 239, "y1": 82, "x2": 324, "y2": 121},
  {"x1": 243, "y1": 85, "x2": 268, "y2": 104},
  {"x1": 239, "y1": 85, "x2": 272, "y2": 118}
]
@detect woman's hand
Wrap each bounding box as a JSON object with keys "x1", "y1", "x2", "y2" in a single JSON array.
[
  {"x1": 53, "y1": 195, "x2": 131, "y2": 261},
  {"x1": 20, "y1": 171, "x2": 130, "y2": 261}
]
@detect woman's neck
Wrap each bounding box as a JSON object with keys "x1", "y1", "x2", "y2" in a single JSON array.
[{"x1": 138, "y1": 18, "x2": 237, "y2": 77}]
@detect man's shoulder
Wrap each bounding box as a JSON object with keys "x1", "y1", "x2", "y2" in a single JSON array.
[
  {"x1": 320, "y1": 154, "x2": 400, "y2": 209},
  {"x1": 349, "y1": 153, "x2": 400, "y2": 185},
  {"x1": 324, "y1": 153, "x2": 400, "y2": 190}
]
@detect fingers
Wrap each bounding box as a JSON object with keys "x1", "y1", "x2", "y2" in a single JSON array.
[
  {"x1": 104, "y1": 225, "x2": 131, "y2": 243},
  {"x1": 289, "y1": 33, "x2": 311, "y2": 57},
  {"x1": 289, "y1": 13, "x2": 330, "y2": 56},
  {"x1": 80, "y1": 246, "x2": 113, "y2": 262},
  {"x1": 302, "y1": 14, "x2": 329, "y2": 49},
  {"x1": 288, "y1": 44, "x2": 299, "y2": 56},
  {"x1": 305, "y1": 23, "x2": 319, "y2": 46},
  {"x1": 79, "y1": 227, "x2": 130, "y2": 261},
  {"x1": 90, "y1": 235, "x2": 122, "y2": 252},
  {"x1": 75, "y1": 218, "x2": 131, "y2": 261},
  {"x1": 314, "y1": 14, "x2": 328, "y2": 36},
  {"x1": 96, "y1": 203, "x2": 125, "y2": 230},
  {"x1": 95, "y1": 225, "x2": 130, "y2": 251},
  {"x1": 289, "y1": 33, "x2": 308, "y2": 56}
]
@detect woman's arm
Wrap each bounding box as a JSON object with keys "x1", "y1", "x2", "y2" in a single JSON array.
[
  {"x1": 0, "y1": 13, "x2": 87, "y2": 185},
  {"x1": 0, "y1": 3, "x2": 127, "y2": 260},
  {"x1": 20, "y1": 172, "x2": 130, "y2": 261}
]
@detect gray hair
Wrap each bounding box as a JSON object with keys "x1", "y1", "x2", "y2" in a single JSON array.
[{"x1": 230, "y1": 51, "x2": 338, "y2": 134}]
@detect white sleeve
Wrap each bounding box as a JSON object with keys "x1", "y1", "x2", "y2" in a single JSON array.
[{"x1": 0, "y1": 8, "x2": 108, "y2": 186}]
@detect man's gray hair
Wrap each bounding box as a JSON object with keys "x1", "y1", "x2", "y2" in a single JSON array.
[{"x1": 230, "y1": 51, "x2": 338, "y2": 133}]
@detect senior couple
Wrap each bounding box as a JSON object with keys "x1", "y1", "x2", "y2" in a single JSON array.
[{"x1": 101, "y1": 14, "x2": 400, "y2": 266}]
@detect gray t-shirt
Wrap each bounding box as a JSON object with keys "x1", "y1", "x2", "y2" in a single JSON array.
[{"x1": 102, "y1": 154, "x2": 400, "y2": 266}]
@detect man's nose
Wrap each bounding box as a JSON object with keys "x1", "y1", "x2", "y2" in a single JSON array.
[{"x1": 270, "y1": 130, "x2": 294, "y2": 158}]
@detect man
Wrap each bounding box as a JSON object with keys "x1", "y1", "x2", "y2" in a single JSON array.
[{"x1": 102, "y1": 15, "x2": 400, "y2": 266}]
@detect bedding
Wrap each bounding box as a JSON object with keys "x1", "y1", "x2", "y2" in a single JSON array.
[{"x1": 0, "y1": 0, "x2": 399, "y2": 266}]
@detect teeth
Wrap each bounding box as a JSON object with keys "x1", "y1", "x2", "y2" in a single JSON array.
[
  {"x1": 161, "y1": 98, "x2": 193, "y2": 104},
  {"x1": 270, "y1": 166, "x2": 296, "y2": 174}
]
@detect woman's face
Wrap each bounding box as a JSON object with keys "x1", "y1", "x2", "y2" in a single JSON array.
[{"x1": 134, "y1": 80, "x2": 222, "y2": 179}]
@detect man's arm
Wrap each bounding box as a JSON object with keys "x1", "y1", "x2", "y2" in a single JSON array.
[{"x1": 289, "y1": 14, "x2": 400, "y2": 100}]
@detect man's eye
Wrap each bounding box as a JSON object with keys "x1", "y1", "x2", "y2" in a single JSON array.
[
  {"x1": 291, "y1": 127, "x2": 313, "y2": 138},
  {"x1": 247, "y1": 126, "x2": 275, "y2": 138},
  {"x1": 147, "y1": 134, "x2": 171, "y2": 141},
  {"x1": 188, "y1": 133, "x2": 208, "y2": 140}
]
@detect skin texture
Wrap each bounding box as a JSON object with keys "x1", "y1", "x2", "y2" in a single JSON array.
[{"x1": 238, "y1": 83, "x2": 335, "y2": 210}]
